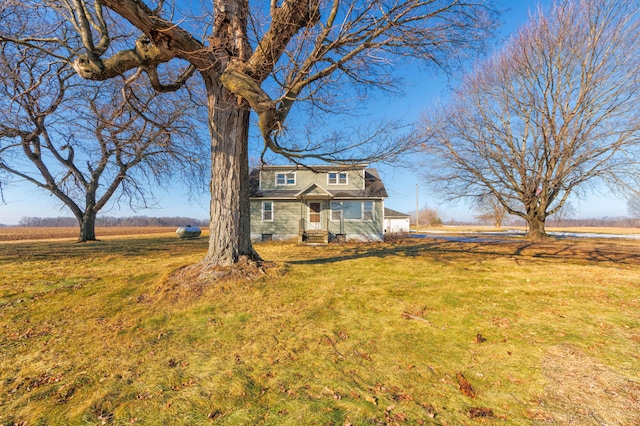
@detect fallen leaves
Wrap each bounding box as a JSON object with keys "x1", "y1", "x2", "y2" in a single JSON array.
[
  {"x1": 468, "y1": 407, "x2": 494, "y2": 418},
  {"x1": 364, "y1": 395, "x2": 379, "y2": 405},
  {"x1": 322, "y1": 386, "x2": 343, "y2": 400},
  {"x1": 353, "y1": 348, "x2": 372, "y2": 361},
  {"x1": 55, "y1": 384, "x2": 76, "y2": 403},
  {"x1": 457, "y1": 372, "x2": 476, "y2": 398},
  {"x1": 8, "y1": 370, "x2": 65, "y2": 395},
  {"x1": 384, "y1": 405, "x2": 408, "y2": 423}
]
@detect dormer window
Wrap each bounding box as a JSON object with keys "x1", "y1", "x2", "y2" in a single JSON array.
[
  {"x1": 276, "y1": 172, "x2": 296, "y2": 186},
  {"x1": 328, "y1": 172, "x2": 348, "y2": 185}
]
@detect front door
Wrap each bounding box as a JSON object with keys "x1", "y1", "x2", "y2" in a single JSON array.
[{"x1": 309, "y1": 202, "x2": 322, "y2": 230}]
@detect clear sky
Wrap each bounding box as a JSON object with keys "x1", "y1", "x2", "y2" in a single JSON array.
[{"x1": 0, "y1": 0, "x2": 630, "y2": 226}]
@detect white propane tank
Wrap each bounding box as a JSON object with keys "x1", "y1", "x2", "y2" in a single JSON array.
[{"x1": 176, "y1": 225, "x2": 201, "y2": 239}]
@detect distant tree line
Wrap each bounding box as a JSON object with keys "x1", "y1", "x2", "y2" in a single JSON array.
[
  {"x1": 18, "y1": 216, "x2": 208, "y2": 228},
  {"x1": 545, "y1": 217, "x2": 639, "y2": 229},
  {"x1": 451, "y1": 216, "x2": 639, "y2": 228}
]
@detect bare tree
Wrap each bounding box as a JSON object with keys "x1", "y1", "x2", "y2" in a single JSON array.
[
  {"x1": 420, "y1": 0, "x2": 640, "y2": 239},
  {"x1": 547, "y1": 201, "x2": 576, "y2": 227},
  {"x1": 0, "y1": 39, "x2": 207, "y2": 242},
  {"x1": 473, "y1": 195, "x2": 507, "y2": 228},
  {"x1": 4, "y1": 0, "x2": 499, "y2": 266},
  {"x1": 414, "y1": 205, "x2": 441, "y2": 227}
]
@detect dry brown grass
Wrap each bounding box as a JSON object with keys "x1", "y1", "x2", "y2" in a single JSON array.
[
  {"x1": 420, "y1": 235, "x2": 640, "y2": 265},
  {"x1": 545, "y1": 226, "x2": 640, "y2": 235},
  {"x1": 0, "y1": 234, "x2": 638, "y2": 424},
  {"x1": 0, "y1": 226, "x2": 191, "y2": 242},
  {"x1": 537, "y1": 344, "x2": 640, "y2": 425},
  {"x1": 422, "y1": 225, "x2": 640, "y2": 235}
]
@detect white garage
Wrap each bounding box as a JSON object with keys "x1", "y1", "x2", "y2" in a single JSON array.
[{"x1": 384, "y1": 207, "x2": 411, "y2": 233}]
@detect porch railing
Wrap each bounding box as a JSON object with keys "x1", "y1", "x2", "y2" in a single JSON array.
[
  {"x1": 299, "y1": 219, "x2": 344, "y2": 233},
  {"x1": 299, "y1": 218, "x2": 346, "y2": 241},
  {"x1": 328, "y1": 220, "x2": 344, "y2": 235}
]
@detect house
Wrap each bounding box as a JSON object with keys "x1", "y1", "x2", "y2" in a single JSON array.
[
  {"x1": 384, "y1": 208, "x2": 411, "y2": 233},
  {"x1": 249, "y1": 164, "x2": 388, "y2": 244}
]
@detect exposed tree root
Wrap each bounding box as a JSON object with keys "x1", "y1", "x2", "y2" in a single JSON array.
[
  {"x1": 196, "y1": 255, "x2": 272, "y2": 282},
  {"x1": 158, "y1": 256, "x2": 282, "y2": 303}
]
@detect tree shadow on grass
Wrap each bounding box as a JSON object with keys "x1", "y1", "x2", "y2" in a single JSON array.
[
  {"x1": 2, "y1": 234, "x2": 637, "y2": 267},
  {"x1": 287, "y1": 236, "x2": 640, "y2": 266}
]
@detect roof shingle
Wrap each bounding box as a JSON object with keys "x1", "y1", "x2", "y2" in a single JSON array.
[{"x1": 249, "y1": 167, "x2": 388, "y2": 199}]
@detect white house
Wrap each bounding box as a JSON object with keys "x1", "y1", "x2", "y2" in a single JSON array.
[{"x1": 384, "y1": 208, "x2": 411, "y2": 233}]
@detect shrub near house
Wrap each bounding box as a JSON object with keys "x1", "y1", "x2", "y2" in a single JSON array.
[{"x1": 249, "y1": 165, "x2": 388, "y2": 244}]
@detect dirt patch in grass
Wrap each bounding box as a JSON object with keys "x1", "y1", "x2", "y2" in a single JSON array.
[{"x1": 535, "y1": 344, "x2": 640, "y2": 424}]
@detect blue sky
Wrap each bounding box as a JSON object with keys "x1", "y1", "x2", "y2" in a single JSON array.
[{"x1": 0, "y1": 0, "x2": 629, "y2": 225}]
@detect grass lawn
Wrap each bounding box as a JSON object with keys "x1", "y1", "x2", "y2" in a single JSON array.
[{"x1": 0, "y1": 235, "x2": 638, "y2": 425}]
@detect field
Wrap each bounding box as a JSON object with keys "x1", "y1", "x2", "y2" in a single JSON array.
[
  {"x1": 0, "y1": 231, "x2": 638, "y2": 425},
  {"x1": 0, "y1": 227, "x2": 182, "y2": 242}
]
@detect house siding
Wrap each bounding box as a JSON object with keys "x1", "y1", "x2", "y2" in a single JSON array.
[
  {"x1": 329, "y1": 199, "x2": 384, "y2": 241},
  {"x1": 250, "y1": 199, "x2": 300, "y2": 241},
  {"x1": 260, "y1": 168, "x2": 365, "y2": 192}
]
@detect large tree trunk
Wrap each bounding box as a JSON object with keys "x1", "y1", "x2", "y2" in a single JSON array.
[
  {"x1": 525, "y1": 215, "x2": 546, "y2": 239},
  {"x1": 78, "y1": 210, "x2": 97, "y2": 242},
  {"x1": 201, "y1": 72, "x2": 260, "y2": 267}
]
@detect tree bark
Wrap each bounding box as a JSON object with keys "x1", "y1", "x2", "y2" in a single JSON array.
[
  {"x1": 79, "y1": 210, "x2": 97, "y2": 242},
  {"x1": 201, "y1": 72, "x2": 260, "y2": 267},
  {"x1": 526, "y1": 215, "x2": 546, "y2": 239}
]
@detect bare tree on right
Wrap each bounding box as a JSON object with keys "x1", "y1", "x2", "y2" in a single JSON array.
[{"x1": 420, "y1": 0, "x2": 640, "y2": 238}]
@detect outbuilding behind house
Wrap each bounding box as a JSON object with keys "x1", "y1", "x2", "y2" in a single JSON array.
[{"x1": 384, "y1": 208, "x2": 411, "y2": 233}]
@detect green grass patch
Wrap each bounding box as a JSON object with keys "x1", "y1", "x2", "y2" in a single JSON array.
[{"x1": 0, "y1": 236, "x2": 638, "y2": 424}]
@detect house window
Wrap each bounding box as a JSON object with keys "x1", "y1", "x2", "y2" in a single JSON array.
[
  {"x1": 330, "y1": 201, "x2": 374, "y2": 221},
  {"x1": 276, "y1": 172, "x2": 296, "y2": 186},
  {"x1": 343, "y1": 201, "x2": 362, "y2": 220},
  {"x1": 363, "y1": 201, "x2": 374, "y2": 221},
  {"x1": 328, "y1": 172, "x2": 348, "y2": 185},
  {"x1": 262, "y1": 201, "x2": 273, "y2": 221}
]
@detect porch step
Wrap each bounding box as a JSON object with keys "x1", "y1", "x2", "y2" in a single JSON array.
[{"x1": 300, "y1": 230, "x2": 329, "y2": 244}]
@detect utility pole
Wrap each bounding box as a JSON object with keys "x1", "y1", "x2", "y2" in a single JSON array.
[{"x1": 415, "y1": 183, "x2": 419, "y2": 232}]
